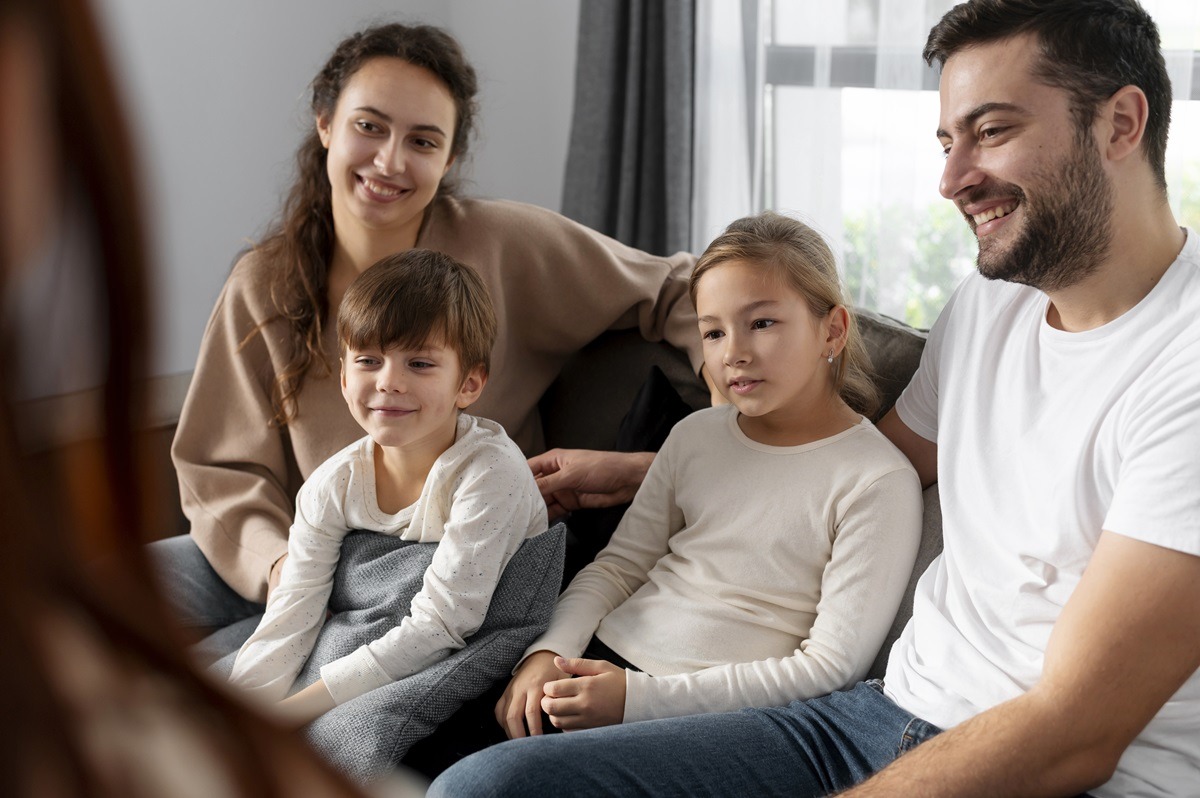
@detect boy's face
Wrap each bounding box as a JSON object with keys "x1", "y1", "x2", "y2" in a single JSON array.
[{"x1": 340, "y1": 338, "x2": 485, "y2": 453}]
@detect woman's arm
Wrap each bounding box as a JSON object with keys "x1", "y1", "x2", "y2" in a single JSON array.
[{"x1": 171, "y1": 259, "x2": 299, "y2": 601}]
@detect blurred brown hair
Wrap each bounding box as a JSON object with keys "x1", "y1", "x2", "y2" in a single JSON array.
[{"x1": 0, "y1": 1, "x2": 368, "y2": 795}]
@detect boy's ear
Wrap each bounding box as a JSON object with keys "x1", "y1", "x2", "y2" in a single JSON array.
[
  {"x1": 339, "y1": 357, "x2": 348, "y2": 391},
  {"x1": 455, "y1": 364, "x2": 488, "y2": 410},
  {"x1": 825, "y1": 306, "x2": 850, "y2": 356}
]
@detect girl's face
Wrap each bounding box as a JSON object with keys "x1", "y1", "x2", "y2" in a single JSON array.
[
  {"x1": 696, "y1": 260, "x2": 842, "y2": 442},
  {"x1": 317, "y1": 57, "x2": 457, "y2": 249}
]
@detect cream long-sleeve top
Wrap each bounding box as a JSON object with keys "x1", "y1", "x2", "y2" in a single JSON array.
[
  {"x1": 172, "y1": 195, "x2": 702, "y2": 601},
  {"x1": 522, "y1": 405, "x2": 923, "y2": 724},
  {"x1": 227, "y1": 414, "x2": 547, "y2": 706}
]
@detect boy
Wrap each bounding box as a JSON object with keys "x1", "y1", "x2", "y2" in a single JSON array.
[{"x1": 228, "y1": 249, "x2": 549, "y2": 726}]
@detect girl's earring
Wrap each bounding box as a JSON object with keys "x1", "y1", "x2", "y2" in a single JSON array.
[{"x1": 826, "y1": 350, "x2": 834, "y2": 364}]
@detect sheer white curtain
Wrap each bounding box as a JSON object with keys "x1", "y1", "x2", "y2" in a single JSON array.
[{"x1": 693, "y1": 0, "x2": 1200, "y2": 327}]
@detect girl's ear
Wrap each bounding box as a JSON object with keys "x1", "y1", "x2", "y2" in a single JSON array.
[
  {"x1": 825, "y1": 305, "x2": 850, "y2": 355},
  {"x1": 455, "y1": 365, "x2": 488, "y2": 410}
]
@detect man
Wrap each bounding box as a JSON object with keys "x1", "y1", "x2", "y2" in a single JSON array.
[{"x1": 432, "y1": 2, "x2": 1200, "y2": 795}]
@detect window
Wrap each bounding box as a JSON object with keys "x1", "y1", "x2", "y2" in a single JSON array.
[{"x1": 694, "y1": 0, "x2": 1200, "y2": 328}]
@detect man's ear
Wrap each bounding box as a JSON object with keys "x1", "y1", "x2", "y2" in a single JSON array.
[
  {"x1": 316, "y1": 113, "x2": 332, "y2": 149},
  {"x1": 1102, "y1": 85, "x2": 1149, "y2": 164},
  {"x1": 825, "y1": 305, "x2": 850, "y2": 356},
  {"x1": 455, "y1": 364, "x2": 488, "y2": 409}
]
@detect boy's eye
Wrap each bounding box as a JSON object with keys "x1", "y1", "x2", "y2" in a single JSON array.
[
  {"x1": 354, "y1": 356, "x2": 380, "y2": 367},
  {"x1": 410, "y1": 360, "x2": 435, "y2": 370},
  {"x1": 751, "y1": 318, "x2": 775, "y2": 330}
]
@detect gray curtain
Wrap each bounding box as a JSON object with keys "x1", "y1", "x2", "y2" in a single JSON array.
[{"x1": 562, "y1": 0, "x2": 695, "y2": 256}]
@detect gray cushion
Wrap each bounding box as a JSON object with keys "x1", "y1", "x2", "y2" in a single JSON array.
[
  {"x1": 209, "y1": 524, "x2": 566, "y2": 783},
  {"x1": 857, "y1": 308, "x2": 928, "y2": 420}
]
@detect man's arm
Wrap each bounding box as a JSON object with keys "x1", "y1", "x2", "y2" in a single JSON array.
[
  {"x1": 845, "y1": 531, "x2": 1200, "y2": 797},
  {"x1": 876, "y1": 408, "x2": 937, "y2": 489}
]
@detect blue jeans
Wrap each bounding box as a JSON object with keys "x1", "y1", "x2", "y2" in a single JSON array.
[{"x1": 429, "y1": 680, "x2": 941, "y2": 797}]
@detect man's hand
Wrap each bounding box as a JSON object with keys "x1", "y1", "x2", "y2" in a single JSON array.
[
  {"x1": 540, "y1": 656, "x2": 627, "y2": 731},
  {"x1": 527, "y1": 449, "x2": 654, "y2": 520},
  {"x1": 495, "y1": 650, "x2": 570, "y2": 738}
]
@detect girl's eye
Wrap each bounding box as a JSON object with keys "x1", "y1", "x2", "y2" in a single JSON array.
[
  {"x1": 701, "y1": 329, "x2": 724, "y2": 341},
  {"x1": 751, "y1": 318, "x2": 775, "y2": 330}
]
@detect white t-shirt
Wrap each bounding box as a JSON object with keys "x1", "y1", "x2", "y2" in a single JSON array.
[
  {"x1": 886, "y1": 231, "x2": 1200, "y2": 797},
  {"x1": 526, "y1": 404, "x2": 923, "y2": 723},
  {"x1": 228, "y1": 414, "x2": 547, "y2": 705}
]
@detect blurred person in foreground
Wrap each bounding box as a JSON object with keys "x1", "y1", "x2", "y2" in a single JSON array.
[{"x1": 0, "y1": 0, "x2": 421, "y2": 794}]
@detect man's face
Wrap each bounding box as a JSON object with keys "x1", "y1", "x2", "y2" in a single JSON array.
[{"x1": 936, "y1": 34, "x2": 1113, "y2": 292}]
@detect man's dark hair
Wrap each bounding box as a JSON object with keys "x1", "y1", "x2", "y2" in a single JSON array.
[{"x1": 924, "y1": 0, "x2": 1172, "y2": 192}]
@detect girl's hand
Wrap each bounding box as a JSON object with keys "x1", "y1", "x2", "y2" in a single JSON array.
[
  {"x1": 541, "y1": 656, "x2": 627, "y2": 731},
  {"x1": 495, "y1": 650, "x2": 569, "y2": 738}
]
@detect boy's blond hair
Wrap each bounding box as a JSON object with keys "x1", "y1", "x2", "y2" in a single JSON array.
[{"x1": 338, "y1": 249, "x2": 497, "y2": 377}]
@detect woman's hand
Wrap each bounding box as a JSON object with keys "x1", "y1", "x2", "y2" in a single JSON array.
[
  {"x1": 527, "y1": 450, "x2": 654, "y2": 520},
  {"x1": 495, "y1": 650, "x2": 570, "y2": 738},
  {"x1": 540, "y1": 656, "x2": 627, "y2": 731}
]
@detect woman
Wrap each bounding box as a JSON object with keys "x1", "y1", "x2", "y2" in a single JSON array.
[
  {"x1": 0, "y1": 0, "x2": 417, "y2": 794},
  {"x1": 155, "y1": 23, "x2": 703, "y2": 622}
]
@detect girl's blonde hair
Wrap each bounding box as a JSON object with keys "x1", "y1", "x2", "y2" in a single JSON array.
[{"x1": 690, "y1": 212, "x2": 880, "y2": 418}]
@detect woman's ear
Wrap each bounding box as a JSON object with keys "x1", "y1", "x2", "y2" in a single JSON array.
[
  {"x1": 455, "y1": 365, "x2": 488, "y2": 409},
  {"x1": 825, "y1": 305, "x2": 850, "y2": 355},
  {"x1": 316, "y1": 114, "x2": 332, "y2": 149}
]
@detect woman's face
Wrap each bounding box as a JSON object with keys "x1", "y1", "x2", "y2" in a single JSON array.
[{"x1": 317, "y1": 57, "x2": 457, "y2": 249}]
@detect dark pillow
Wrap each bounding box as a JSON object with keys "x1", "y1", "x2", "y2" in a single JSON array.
[{"x1": 562, "y1": 365, "x2": 693, "y2": 586}]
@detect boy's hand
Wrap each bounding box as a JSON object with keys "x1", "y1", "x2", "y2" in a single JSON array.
[
  {"x1": 496, "y1": 650, "x2": 570, "y2": 738},
  {"x1": 267, "y1": 552, "x2": 288, "y2": 600},
  {"x1": 540, "y1": 656, "x2": 626, "y2": 731},
  {"x1": 527, "y1": 449, "x2": 653, "y2": 520},
  {"x1": 273, "y1": 678, "x2": 335, "y2": 728}
]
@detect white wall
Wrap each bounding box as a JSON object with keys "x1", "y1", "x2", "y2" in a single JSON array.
[{"x1": 95, "y1": 0, "x2": 579, "y2": 378}]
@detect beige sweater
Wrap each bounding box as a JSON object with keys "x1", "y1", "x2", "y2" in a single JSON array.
[{"x1": 172, "y1": 196, "x2": 702, "y2": 601}]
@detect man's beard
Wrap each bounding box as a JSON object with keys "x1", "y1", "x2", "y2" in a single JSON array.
[{"x1": 970, "y1": 137, "x2": 1114, "y2": 293}]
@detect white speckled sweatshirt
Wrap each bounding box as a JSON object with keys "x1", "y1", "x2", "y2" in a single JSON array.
[{"x1": 228, "y1": 414, "x2": 547, "y2": 705}]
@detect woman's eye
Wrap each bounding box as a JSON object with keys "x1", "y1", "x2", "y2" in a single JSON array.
[
  {"x1": 751, "y1": 319, "x2": 775, "y2": 330},
  {"x1": 411, "y1": 137, "x2": 437, "y2": 149},
  {"x1": 356, "y1": 120, "x2": 381, "y2": 134}
]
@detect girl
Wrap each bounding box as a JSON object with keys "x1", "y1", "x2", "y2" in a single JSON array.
[
  {"x1": 153, "y1": 23, "x2": 702, "y2": 623},
  {"x1": 497, "y1": 212, "x2": 923, "y2": 735}
]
